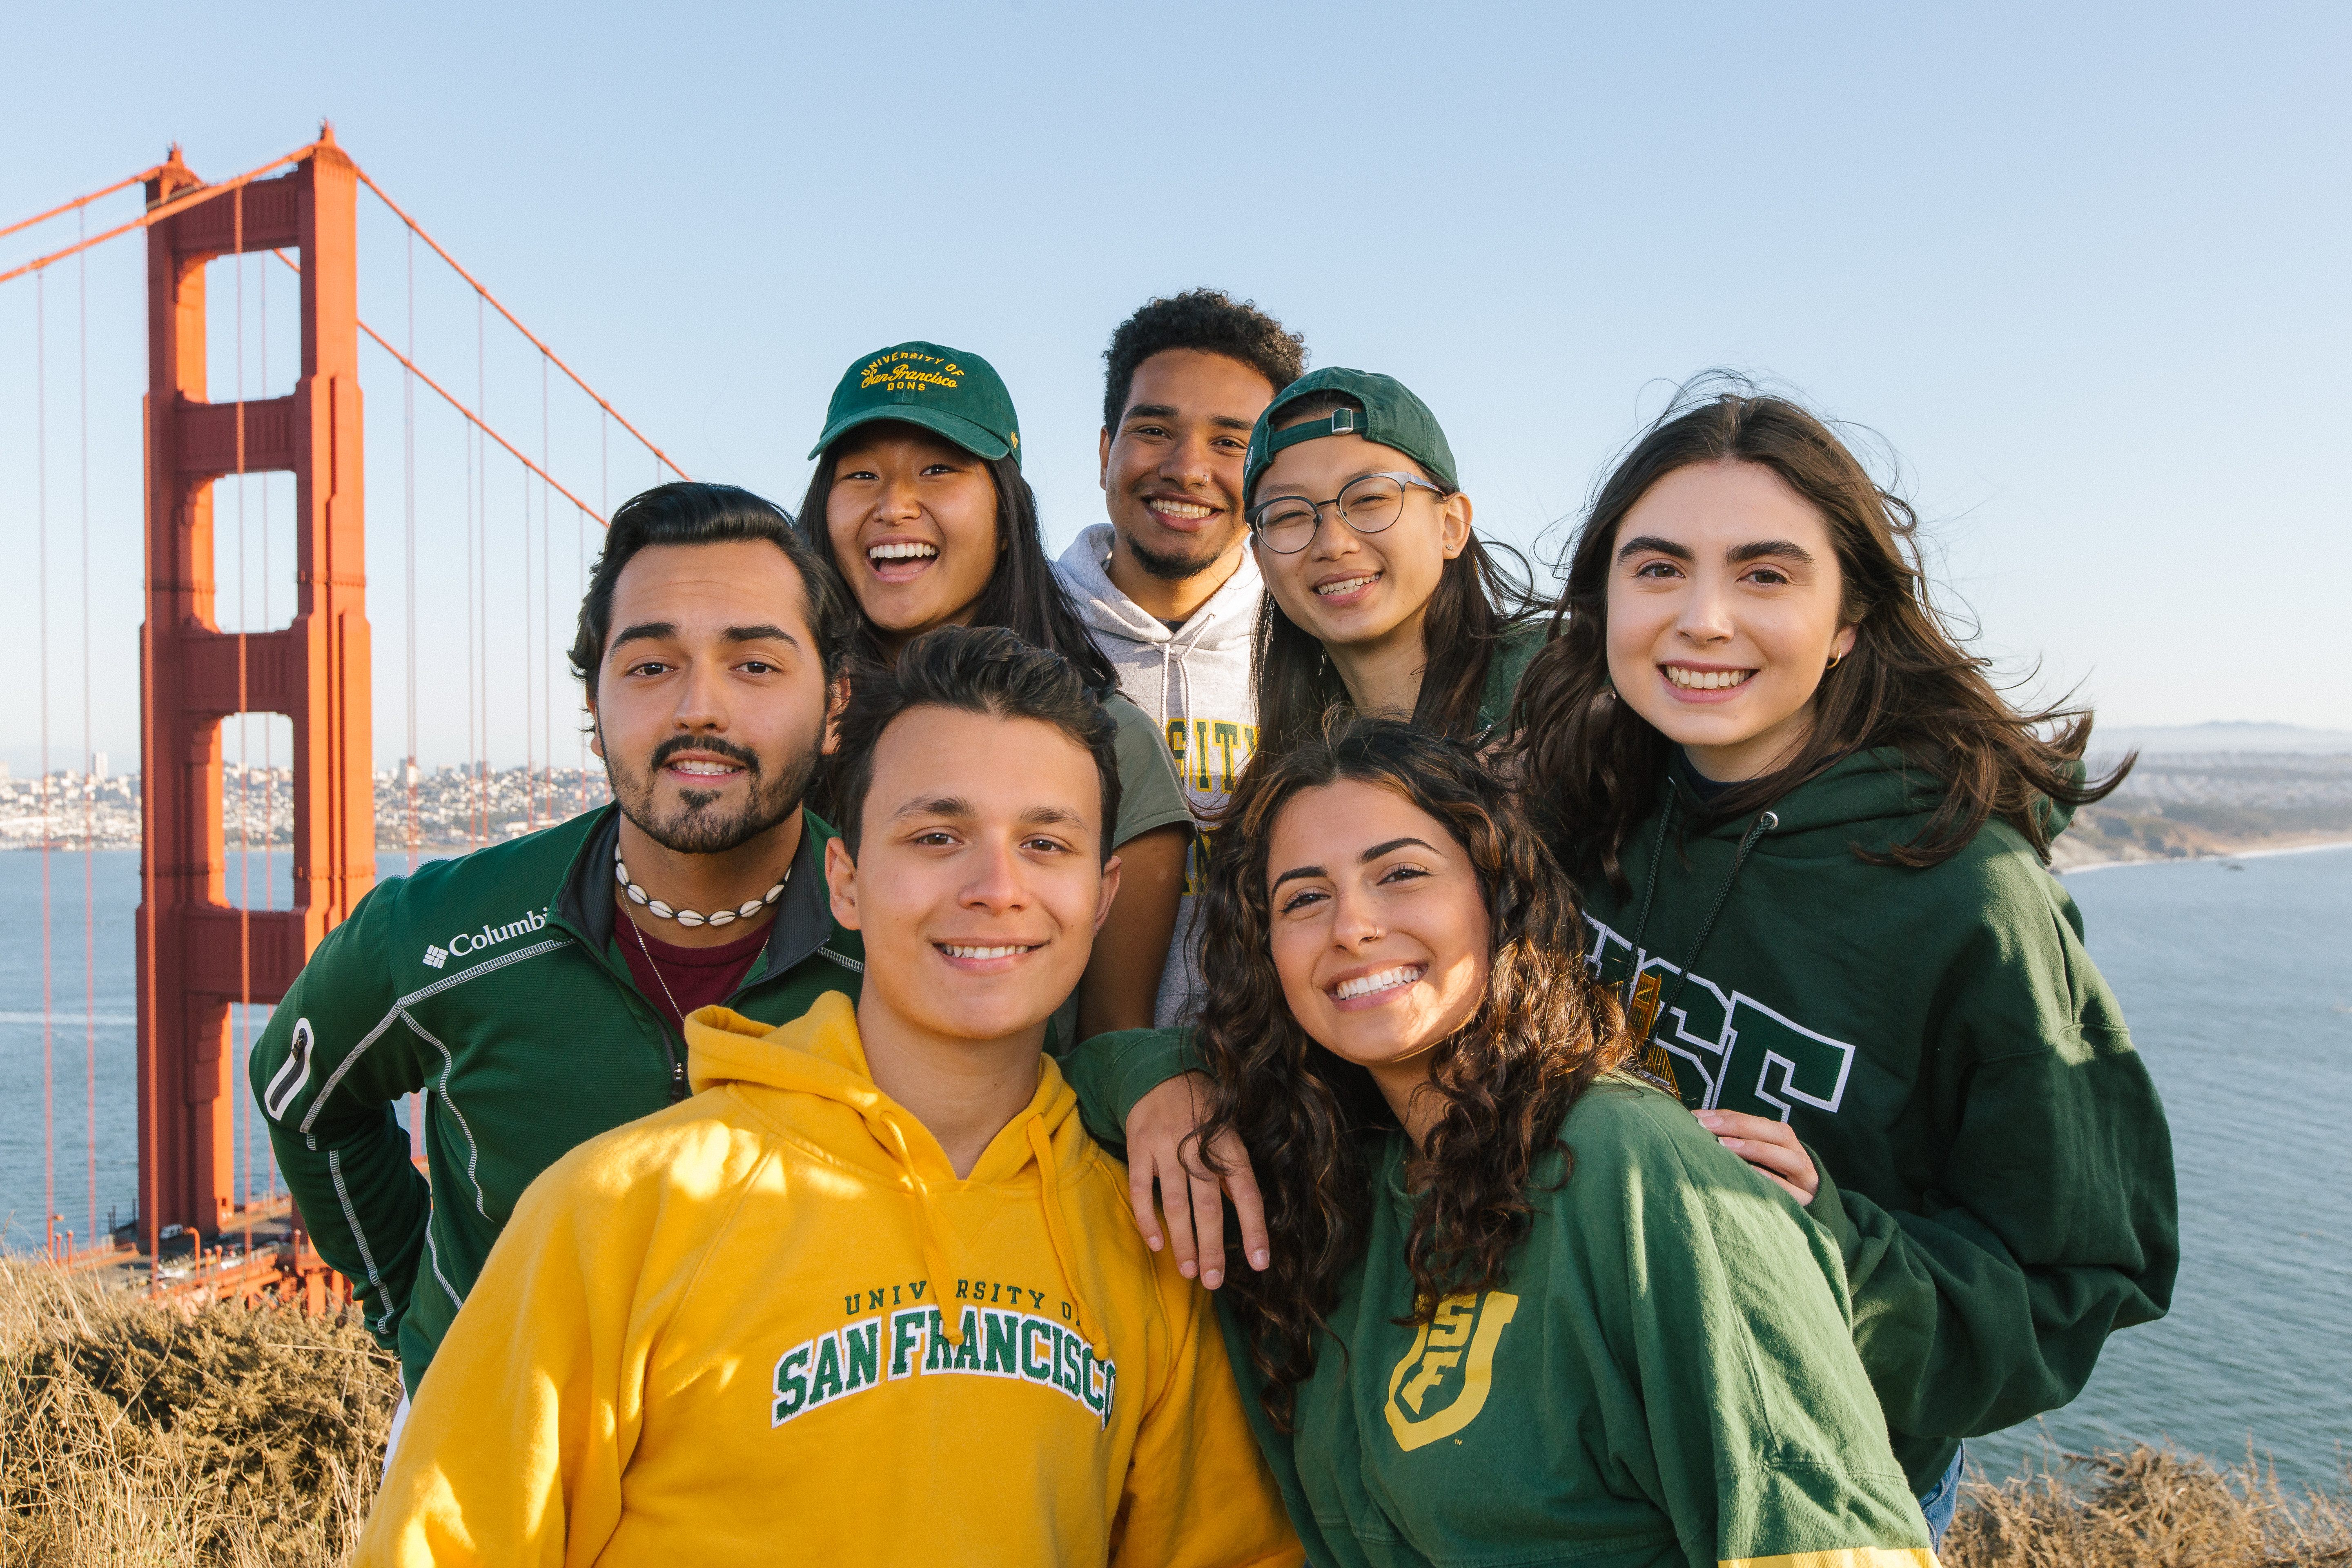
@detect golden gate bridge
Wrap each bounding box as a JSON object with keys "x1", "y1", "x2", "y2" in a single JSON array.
[{"x1": 3, "y1": 125, "x2": 683, "y2": 1297}]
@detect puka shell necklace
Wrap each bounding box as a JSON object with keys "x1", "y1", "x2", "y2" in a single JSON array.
[{"x1": 615, "y1": 844, "x2": 788, "y2": 928}]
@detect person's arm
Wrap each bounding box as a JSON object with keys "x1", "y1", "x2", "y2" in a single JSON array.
[
  {"x1": 354, "y1": 1138, "x2": 650, "y2": 1566},
  {"x1": 1079, "y1": 821, "x2": 1187, "y2": 1039},
  {"x1": 1109, "y1": 1252, "x2": 1305, "y2": 1568},
  {"x1": 1808, "y1": 1022, "x2": 2176, "y2": 1446},
  {"x1": 249, "y1": 882, "x2": 431, "y2": 1350},
  {"x1": 1590, "y1": 1092, "x2": 1934, "y2": 1568},
  {"x1": 1058, "y1": 1029, "x2": 1271, "y2": 1291}
]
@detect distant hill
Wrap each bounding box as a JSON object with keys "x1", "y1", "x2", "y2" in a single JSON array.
[{"x1": 2085, "y1": 721, "x2": 2352, "y2": 758}]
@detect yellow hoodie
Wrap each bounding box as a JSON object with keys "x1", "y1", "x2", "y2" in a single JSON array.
[{"x1": 358, "y1": 993, "x2": 1301, "y2": 1568}]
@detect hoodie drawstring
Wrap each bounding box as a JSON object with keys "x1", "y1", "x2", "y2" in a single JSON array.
[
  {"x1": 1625, "y1": 784, "x2": 1779, "y2": 1062},
  {"x1": 875, "y1": 1115, "x2": 966, "y2": 1345},
  {"x1": 1027, "y1": 1118, "x2": 1111, "y2": 1359}
]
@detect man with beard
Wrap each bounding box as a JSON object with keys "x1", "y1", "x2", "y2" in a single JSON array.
[
  {"x1": 250, "y1": 482, "x2": 864, "y2": 1453},
  {"x1": 1056, "y1": 290, "x2": 1305, "y2": 1029}
]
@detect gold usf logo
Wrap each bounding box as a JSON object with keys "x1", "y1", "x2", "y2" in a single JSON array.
[{"x1": 1383, "y1": 1292, "x2": 1519, "y2": 1452}]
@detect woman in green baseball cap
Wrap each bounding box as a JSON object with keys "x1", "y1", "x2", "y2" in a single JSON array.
[
  {"x1": 795, "y1": 341, "x2": 1193, "y2": 1042},
  {"x1": 1244, "y1": 368, "x2": 1545, "y2": 763}
]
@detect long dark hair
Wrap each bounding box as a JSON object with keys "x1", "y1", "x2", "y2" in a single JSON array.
[
  {"x1": 1252, "y1": 395, "x2": 1541, "y2": 762},
  {"x1": 1194, "y1": 717, "x2": 1629, "y2": 1430},
  {"x1": 1510, "y1": 382, "x2": 2134, "y2": 891},
  {"x1": 793, "y1": 426, "x2": 1116, "y2": 688}
]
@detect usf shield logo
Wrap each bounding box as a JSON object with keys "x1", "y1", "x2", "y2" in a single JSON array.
[{"x1": 1383, "y1": 1291, "x2": 1518, "y2": 1452}]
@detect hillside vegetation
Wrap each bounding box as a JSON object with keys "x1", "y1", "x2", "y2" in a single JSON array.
[{"x1": 3, "y1": 1259, "x2": 2345, "y2": 1564}]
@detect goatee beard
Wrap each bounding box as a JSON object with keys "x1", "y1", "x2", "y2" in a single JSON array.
[
  {"x1": 1128, "y1": 531, "x2": 1228, "y2": 583},
  {"x1": 605, "y1": 733, "x2": 817, "y2": 856}
]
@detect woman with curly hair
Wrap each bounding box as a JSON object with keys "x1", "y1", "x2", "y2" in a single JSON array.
[
  {"x1": 1192, "y1": 717, "x2": 1935, "y2": 1568},
  {"x1": 1508, "y1": 386, "x2": 2177, "y2": 1546}
]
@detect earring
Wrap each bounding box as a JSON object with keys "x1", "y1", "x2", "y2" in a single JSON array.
[{"x1": 1826, "y1": 652, "x2": 1843, "y2": 670}]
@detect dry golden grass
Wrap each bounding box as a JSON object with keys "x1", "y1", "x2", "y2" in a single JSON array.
[
  {"x1": 0, "y1": 1258, "x2": 399, "y2": 1566},
  {"x1": 1947, "y1": 1443, "x2": 2352, "y2": 1568},
  {"x1": 8, "y1": 1256, "x2": 2351, "y2": 1564}
]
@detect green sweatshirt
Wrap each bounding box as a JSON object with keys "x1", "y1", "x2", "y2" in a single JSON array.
[
  {"x1": 1220, "y1": 1078, "x2": 1933, "y2": 1568},
  {"x1": 1576, "y1": 748, "x2": 2179, "y2": 1492}
]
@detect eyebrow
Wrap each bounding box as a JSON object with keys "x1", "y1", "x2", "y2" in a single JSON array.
[
  {"x1": 1270, "y1": 835, "x2": 1441, "y2": 890},
  {"x1": 1615, "y1": 535, "x2": 1817, "y2": 566},
  {"x1": 889, "y1": 798, "x2": 1091, "y2": 833},
  {"x1": 722, "y1": 623, "x2": 803, "y2": 648},
  {"x1": 892, "y1": 795, "x2": 973, "y2": 822},
  {"x1": 1123, "y1": 404, "x2": 1257, "y2": 432},
  {"x1": 1725, "y1": 539, "x2": 1815, "y2": 565}
]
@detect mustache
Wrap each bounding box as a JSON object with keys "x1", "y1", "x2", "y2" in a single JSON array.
[{"x1": 645, "y1": 734, "x2": 763, "y2": 777}]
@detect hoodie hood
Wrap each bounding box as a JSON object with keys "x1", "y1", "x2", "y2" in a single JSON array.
[
  {"x1": 1055, "y1": 522, "x2": 1261, "y2": 656},
  {"x1": 1668, "y1": 746, "x2": 2082, "y2": 852},
  {"x1": 686, "y1": 994, "x2": 1104, "y2": 1352}
]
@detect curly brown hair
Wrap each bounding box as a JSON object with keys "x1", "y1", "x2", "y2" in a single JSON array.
[
  {"x1": 1510, "y1": 380, "x2": 2133, "y2": 892},
  {"x1": 1193, "y1": 717, "x2": 1629, "y2": 1430}
]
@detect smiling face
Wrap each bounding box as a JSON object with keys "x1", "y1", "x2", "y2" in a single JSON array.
[
  {"x1": 1099, "y1": 348, "x2": 1274, "y2": 581},
  {"x1": 825, "y1": 424, "x2": 1002, "y2": 652},
  {"x1": 1251, "y1": 431, "x2": 1471, "y2": 658},
  {"x1": 1265, "y1": 779, "x2": 1491, "y2": 1120},
  {"x1": 826, "y1": 705, "x2": 1120, "y2": 1048},
  {"x1": 588, "y1": 539, "x2": 830, "y2": 853},
  {"x1": 1604, "y1": 460, "x2": 1859, "y2": 782}
]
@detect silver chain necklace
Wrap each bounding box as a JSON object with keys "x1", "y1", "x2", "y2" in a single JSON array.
[{"x1": 615, "y1": 844, "x2": 789, "y2": 928}]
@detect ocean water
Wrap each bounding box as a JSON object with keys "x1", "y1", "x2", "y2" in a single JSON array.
[{"x1": 1, "y1": 843, "x2": 2345, "y2": 1487}]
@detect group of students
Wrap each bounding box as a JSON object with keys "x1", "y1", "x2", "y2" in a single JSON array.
[{"x1": 250, "y1": 290, "x2": 2180, "y2": 1568}]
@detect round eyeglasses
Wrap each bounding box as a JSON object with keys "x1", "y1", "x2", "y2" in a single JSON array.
[{"x1": 1247, "y1": 472, "x2": 1446, "y2": 555}]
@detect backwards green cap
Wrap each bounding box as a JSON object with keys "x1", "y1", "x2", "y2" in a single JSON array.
[
  {"x1": 1243, "y1": 367, "x2": 1457, "y2": 504},
  {"x1": 808, "y1": 341, "x2": 1022, "y2": 468}
]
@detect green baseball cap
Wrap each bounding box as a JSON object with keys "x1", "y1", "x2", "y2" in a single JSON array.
[
  {"x1": 1243, "y1": 367, "x2": 1457, "y2": 503},
  {"x1": 807, "y1": 341, "x2": 1022, "y2": 468}
]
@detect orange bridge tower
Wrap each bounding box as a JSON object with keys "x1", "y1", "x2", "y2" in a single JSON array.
[{"x1": 136, "y1": 131, "x2": 373, "y2": 1251}]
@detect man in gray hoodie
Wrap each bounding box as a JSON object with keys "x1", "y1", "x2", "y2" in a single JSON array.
[{"x1": 1055, "y1": 290, "x2": 1306, "y2": 1026}]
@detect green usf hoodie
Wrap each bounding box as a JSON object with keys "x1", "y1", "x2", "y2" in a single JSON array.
[
  {"x1": 1576, "y1": 748, "x2": 2179, "y2": 1493},
  {"x1": 249, "y1": 805, "x2": 869, "y2": 1396},
  {"x1": 1219, "y1": 1079, "x2": 1935, "y2": 1568}
]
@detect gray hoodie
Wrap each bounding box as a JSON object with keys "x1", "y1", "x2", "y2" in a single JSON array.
[{"x1": 1055, "y1": 522, "x2": 1262, "y2": 1027}]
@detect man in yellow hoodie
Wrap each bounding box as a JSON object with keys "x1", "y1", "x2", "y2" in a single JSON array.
[{"x1": 360, "y1": 626, "x2": 1300, "y2": 1567}]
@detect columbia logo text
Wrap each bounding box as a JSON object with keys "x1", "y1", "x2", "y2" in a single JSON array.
[{"x1": 423, "y1": 909, "x2": 548, "y2": 970}]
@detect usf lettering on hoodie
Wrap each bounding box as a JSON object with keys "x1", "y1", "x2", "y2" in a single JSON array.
[
  {"x1": 1058, "y1": 523, "x2": 1261, "y2": 1025},
  {"x1": 1577, "y1": 749, "x2": 2179, "y2": 1495},
  {"x1": 359, "y1": 993, "x2": 1300, "y2": 1568}
]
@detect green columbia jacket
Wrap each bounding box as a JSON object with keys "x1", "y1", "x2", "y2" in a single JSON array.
[
  {"x1": 250, "y1": 803, "x2": 1183, "y2": 1398},
  {"x1": 1577, "y1": 748, "x2": 2180, "y2": 1494},
  {"x1": 1223, "y1": 1079, "x2": 1933, "y2": 1568}
]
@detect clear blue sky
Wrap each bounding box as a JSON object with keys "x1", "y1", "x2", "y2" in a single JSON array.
[{"x1": 2, "y1": 2, "x2": 2345, "y2": 775}]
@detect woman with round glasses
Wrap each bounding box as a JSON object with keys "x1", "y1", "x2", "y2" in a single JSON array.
[{"x1": 1244, "y1": 369, "x2": 1544, "y2": 763}]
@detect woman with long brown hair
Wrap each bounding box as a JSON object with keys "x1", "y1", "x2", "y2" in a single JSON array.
[
  {"x1": 1192, "y1": 717, "x2": 1934, "y2": 1567},
  {"x1": 1510, "y1": 383, "x2": 2178, "y2": 1546}
]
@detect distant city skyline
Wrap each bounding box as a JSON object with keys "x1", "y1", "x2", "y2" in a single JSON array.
[{"x1": 3, "y1": 3, "x2": 2345, "y2": 776}]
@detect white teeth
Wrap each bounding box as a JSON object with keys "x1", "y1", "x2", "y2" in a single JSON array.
[
  {"x1": 672, "y1": 760, "x2": 739, "y2": 775},
  {"x1": 941, "y1": 944, "x2": 1036, "y2": 960},
  {"x1": 1153, "y1": 500, "x2": 1214, "y2": 519},
  {"x1": 869, "y1": 541, "x2": 939, "y2": 561},
  {"x1": 1316, "y1": 573, "x2": 1380, "y2": 597},
  {"x1": 1665, "y1": 666, "x2": 1755, "y2": 691},
  {"x1": 1335, "y1": 964, "x2": 1423, "y2": 1001}
]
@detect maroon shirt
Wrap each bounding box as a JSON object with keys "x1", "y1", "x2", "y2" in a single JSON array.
[{"x1": 617, "y1": 914, "x2": 773, "y2": 1033}]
